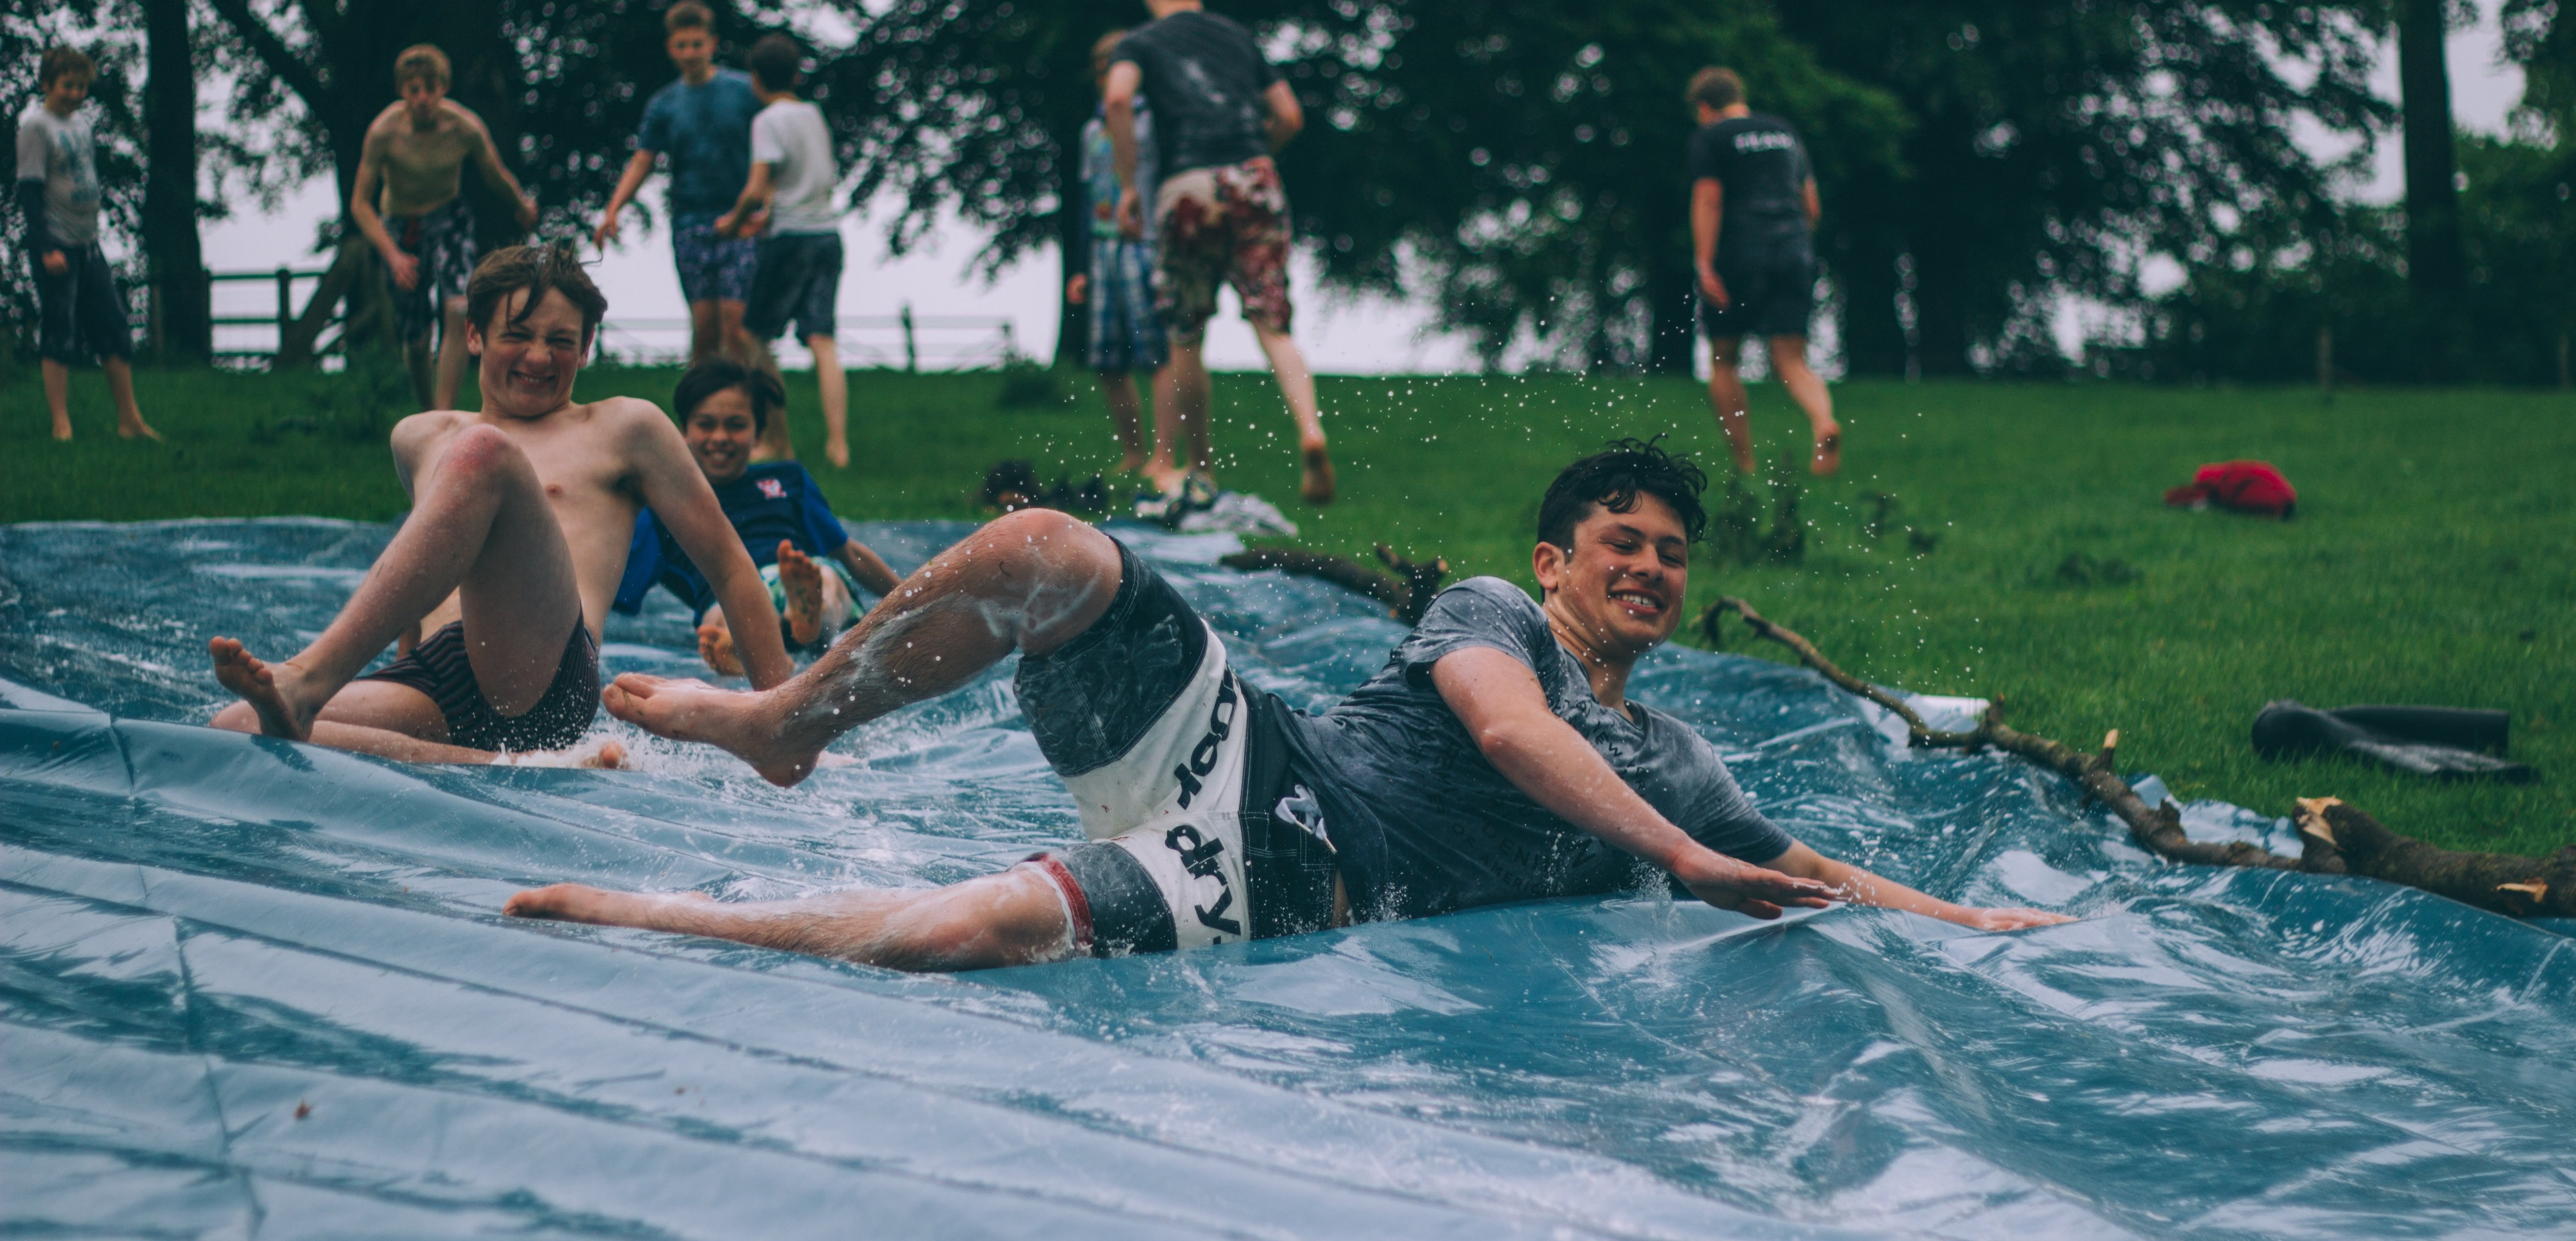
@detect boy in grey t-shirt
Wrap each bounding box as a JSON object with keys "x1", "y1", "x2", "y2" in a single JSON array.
[
  {"x1": 15, "y1": 47, "x2": 155, "y2": 443},
  {"x1": 718, "y1": 34, "x2": 845, "y2": 467}
]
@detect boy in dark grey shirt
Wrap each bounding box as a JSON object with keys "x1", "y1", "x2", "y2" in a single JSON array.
[{"x1": 512, "y1": 441, "x2": 2068, "y2": 968}]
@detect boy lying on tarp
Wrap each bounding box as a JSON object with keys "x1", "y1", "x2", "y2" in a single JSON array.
[
  {"x1": 613, "y1": 360, "x2": 901, "y2": 676},
  {"x1": 513, "y1": 438, "x2": 2070, "y2": 966}
]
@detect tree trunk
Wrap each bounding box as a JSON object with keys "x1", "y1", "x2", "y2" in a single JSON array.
[
  {"x1": 1908, "y1": 228, "x2": 1975, "y2": 376},
  {"x1": 1054, "y1": 118, "x2": 1088, "y2": 369},
  {"x1": 2398, "y1": 0, "x2": 2466, "y2": 379},
  {"x1": 1829, "y1": 226, "x2": 1907, "y2": 377},
  {"x1": 142, "y1": 0, "x2": 210, "y2": 361}
]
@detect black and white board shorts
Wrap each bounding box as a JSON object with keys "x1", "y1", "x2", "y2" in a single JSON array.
[{"x1": 1011, "y1": 542, "x2": 1340, "y2": 955}]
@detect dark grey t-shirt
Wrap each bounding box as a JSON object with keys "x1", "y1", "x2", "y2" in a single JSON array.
[
  {"x1": 1686, "y1": 113, "x2": 1813, "y2": 267},
  {"x1": 1113, "y1": 10, "x2": 1280, "y2": 177},
  {"x1": 1286, "y1": 577, "x2": 1792, "y2": 922}
]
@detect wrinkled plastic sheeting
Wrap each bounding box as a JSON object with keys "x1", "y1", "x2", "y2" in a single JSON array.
[{"x1": 3, "y1": 518, "x2": 2574, "y2": 1241}]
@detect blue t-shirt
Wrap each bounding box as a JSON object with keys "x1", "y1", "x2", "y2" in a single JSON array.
[
  {"x1": 636, "y1": 70, "x2": 764, "y2": 218},
  {"x1": 613, "y1": 461, "x2": 849, "y2": 615},
  {"x1": 1286, "y1": 577, "x2": 1793, "y2": 922},
  {"x1": 1077, "y1": 102, "x2": 1157, "y2": 244}
]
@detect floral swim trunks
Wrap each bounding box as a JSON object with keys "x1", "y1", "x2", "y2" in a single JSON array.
[{"x1": 1152, "y1": 156, "x2": 1294, "y2": 346}]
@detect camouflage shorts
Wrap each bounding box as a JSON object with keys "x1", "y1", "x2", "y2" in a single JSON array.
[{"x1": 1152, "y1": 157, "x2": 1294, "y2": 345}]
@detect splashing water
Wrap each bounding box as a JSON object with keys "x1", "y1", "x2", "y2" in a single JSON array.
[{"x1": 3, "y1": 518, "x2": 2572, "y2": 1239}]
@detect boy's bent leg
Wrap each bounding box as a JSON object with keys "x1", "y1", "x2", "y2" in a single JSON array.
[
  {"x1": 1769, "y1": 335, "x2": 1840, "y2": 476},
  {"x1": 506, "y1": 865, "x2": 1075, "y2": 972},
  {"x1": 1251, "y1": 322, "x2": 1332, "y2": 505},
  {"x1": 210, "y1": 424, "x2": 584, "y2": 741},
  {"x1": 605, "y1": 508, "x2": 1122, "y2": 785}
]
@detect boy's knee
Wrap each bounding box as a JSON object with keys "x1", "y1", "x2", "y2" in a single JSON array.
[{"x1": 439, "y1": 424, "x2": 529, "y2": 479}]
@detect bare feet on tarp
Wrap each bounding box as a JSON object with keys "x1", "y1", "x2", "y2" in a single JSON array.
[
  {"x1": 777, "y1": 541, "x2": 827, "y2": 647},
  {"x1": 697, "y1": 620, "x2": 747, "y2": 677},
  {"x1": 1300, "y1": 436, "x2": 1336, "y2": 506},
  {"x1": 601, "y1": 673, "x2": 820, "y2": 787},
  {"x1": 209, "y1": 637, "x2": 317, "y2": 741},
  {"x1": 504, "y1": 883, "x2": 713, "y2": 926},
  {"x1": 1811, "y1": 424, "x2": 1843, "y2": 477}
]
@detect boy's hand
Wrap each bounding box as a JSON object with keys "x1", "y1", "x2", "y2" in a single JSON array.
[
  {"x1": 739, "y1": 206, "x2": 770, "y2": 238},
  {"x1": 1669, "y1": 847, "x2": 1837, "y2": 920},
  {"x1": 384, "y1": 249, "x2": 420, "y2": 291},
  {"x1": 1697, "y1": 263, "x2": 1729, "y2": 309},
  {"x1": 1116, "y1": 187, "x2": 1144, "y2": 239},
  {"x1": 593, "y1": 208, "x2": 622, "y2": 250},
  {"x1": 515, "y1": 194, "x2": 539, "y2": 229},
  {"x1": 40, "y1": 250, "x2": 67, "y2": 277},
  {"x1": 1064, "y1": 274, "x2": 1088, "y2": 305}
]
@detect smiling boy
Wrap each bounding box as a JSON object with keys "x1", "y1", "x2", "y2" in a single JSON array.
[
  {"x1": 207, "y1": 246, "x2": 792, "y2": 763},
  {"x1": 509, "y1": 439, "x2": 2066, "y2": 969},
  {"x1": 613, "y1": 359, "x2": 901, "y2": 675}
]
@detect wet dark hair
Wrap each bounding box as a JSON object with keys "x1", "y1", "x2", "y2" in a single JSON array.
[
  {"x1": 747, "y1": 33, "x2": 802, "y2": 92},
  {"x1": 466, "y1": 244, "x2": 609, "y2": 343},
  {"x1": 1686, "y1": 66, "x2": 1745, "y2": 111},
  {"x1": 40, "y1": 47, "x2": 95, "y2": 89},
  {"x1": 664, "y1": 0, "x2": 713, "y2": 34},
  {"x1": 1536, "y1": 436, "x2": 1709, "y2": 550},
  {"x1": 673, "y1": 359, "x2": 785, "y2": 435}
]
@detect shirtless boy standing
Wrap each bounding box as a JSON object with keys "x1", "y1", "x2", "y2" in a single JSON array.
[
  {"x1": 351, "y1": 44, "x2": 540, "y2": 412},
  {"x1": 208, "y1": 245, "x2": 793, "y2": 764}
]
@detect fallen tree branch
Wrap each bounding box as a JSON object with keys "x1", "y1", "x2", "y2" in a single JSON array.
[
  {"x1": 1700, "y1": 596, "x2": 2576, "y2": 916},
  {"x1": 1221, "y1": 544, "x2": 1449, "y2": 626}
]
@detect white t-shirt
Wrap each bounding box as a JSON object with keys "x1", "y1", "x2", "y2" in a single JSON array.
[
  {"x1": 749, "y1": 99, "x2": 837, "y2": 235},
  {"x1": 15, "y1": 104, "x2": 101, "y2": 248}
]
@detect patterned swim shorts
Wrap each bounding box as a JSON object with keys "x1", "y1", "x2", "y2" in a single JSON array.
[
  {"x1": 386, "y1": 197, "x2": 478, "y2": 344},
  {"x1": 672, "y1": 213, "x2": 759, "y2": 306},
  {"x1": 1085, "y1": 237, "x2": 1167, "y2": 373},
  {"x1": 1152, "y1": 157, "x2": 1294, "y2": 345}
]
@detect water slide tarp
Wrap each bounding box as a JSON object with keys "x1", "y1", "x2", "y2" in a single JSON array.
[{"x1": 4, "y1": 518, "x2": 2572, "y2": 1241}]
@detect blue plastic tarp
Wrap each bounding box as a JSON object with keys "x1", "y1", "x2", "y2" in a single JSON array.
[{"x1": 4, "y1": 518, "x2": 2572, "y2": 1240}]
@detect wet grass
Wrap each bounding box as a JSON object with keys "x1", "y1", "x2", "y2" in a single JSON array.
[{"x1": 6, "y1": 358, "x2": 2571, "y2": 854}]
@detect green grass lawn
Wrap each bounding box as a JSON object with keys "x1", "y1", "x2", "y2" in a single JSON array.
[{"x1": 8, "y1": 358, "x2": 2572, "y2": 855}]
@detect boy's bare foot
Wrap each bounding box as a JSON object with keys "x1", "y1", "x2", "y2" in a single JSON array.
[
  {"x1": 777, "y1": 541, "x2": 827, "y2": 647},
  {"x1": 209, "y1": 637, "x2": 318, "y2": 741},
  {"x1": 504, "y1": 882, "x2": 713, "y2": 927},
  {"x1": 697, "y1": 621, "x2": 747, "y2": 677},
  {"x1": 1114, "y1": 451, "x2": 1147, "y2": 475},
  {"x1": 51, "y1": 419, "x2": 73, "y2": 442},
  {"x1": 826, "y1": 438, "x2": 849, "y2": 469},
  {"x1": 1300, "y1": 438, "x2": 1336, "y2": 506},
  {"x1": 119, "y1": 420, "x2": 164, "y2": 442},
  {"x1": 1811, "y1": 425, "x2": 1843, "y2": 477},
  {"x1": 1145, "y1": 464, "x2": 1190, "y2": 497},
  {"x1": 601, "y1": 673, "x2": 821, "y2": 787}
]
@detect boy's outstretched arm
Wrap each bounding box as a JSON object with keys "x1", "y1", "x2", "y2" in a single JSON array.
[
  {"x1": 833, "y1": 540, "x2": 901, "y2": 597},
  {"x1": 1765, "y1": 843, "x2": 2072, "y2": 931},
  {"x1": 625, "y1": 405, "x2": 794, "y2": 687},
  {"x1": 1432, "y1": 647, "x2": 1836, "y2": 919}
]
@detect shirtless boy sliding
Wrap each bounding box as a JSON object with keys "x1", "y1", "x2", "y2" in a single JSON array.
[
  {"x1": 208, "y1": 245, "x2": 793, "y2": 764},
  {"x1": 351, "y1": 44, "x2": 540, "y2": 412}
]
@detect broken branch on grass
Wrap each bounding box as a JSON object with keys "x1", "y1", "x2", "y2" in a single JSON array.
[{"x1": 1700, "y1": 596, "x2": 2576, "y2": 917}]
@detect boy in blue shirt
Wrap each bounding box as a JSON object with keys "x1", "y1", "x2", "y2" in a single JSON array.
[
  {"x1": 614, "y1": 361, "x2": 899, "y2": 675},
  {"x1": 593, "y1": 1, "x2": 763, "y2": 368}
]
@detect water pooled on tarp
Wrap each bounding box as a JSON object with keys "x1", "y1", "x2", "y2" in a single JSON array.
[{"x1": 3, "y1": 518, "x2": 2572, "y2": 1240}]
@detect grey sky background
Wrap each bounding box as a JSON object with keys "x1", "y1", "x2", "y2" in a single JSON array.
[{"x1": 194, "y1": 4, "x2": 2534, "y2": 374}]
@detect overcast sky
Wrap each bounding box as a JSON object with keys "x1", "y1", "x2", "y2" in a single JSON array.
[{"x1": 195, "y1": 4, "x2": 2535, "y2": 374}]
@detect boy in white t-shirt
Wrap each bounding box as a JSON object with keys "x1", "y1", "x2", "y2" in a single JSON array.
[
  {"x1": 716, "y1": 34, "x2": 846, "y2": 468},
  {"x1": 17, "y1": 47, "x2": 156, "y2": 443}
]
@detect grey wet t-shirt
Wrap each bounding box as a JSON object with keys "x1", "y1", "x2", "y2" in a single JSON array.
[
  {"x1": 750, "y1": 100, "x2": 838, "y2": 235},
  {"x1": 15, "y1": 104, "x2": 101, "y2": 248},
  {"x1": 1287, "y1": 577, "x2": 1793, "y2": 922}
]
